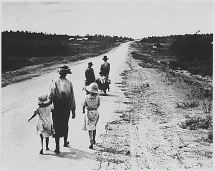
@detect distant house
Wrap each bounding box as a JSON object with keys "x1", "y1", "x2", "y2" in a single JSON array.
[
  {"x1": 77, "y1": 37, "x2": 88, "y2": 41},
  {"x1": 68, "y1": 37, "x2": 88, "y2": 41},
  {"x1": 152, "y1": 45, "x2": 158, "y2": 50}
]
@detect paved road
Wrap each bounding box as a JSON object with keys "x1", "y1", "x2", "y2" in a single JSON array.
[{"x1": 1, "y1": 42, "x2": 130, "y2": 170}]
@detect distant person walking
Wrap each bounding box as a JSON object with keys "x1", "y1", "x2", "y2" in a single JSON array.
[
  {"x1": 43, "y1": 65, "x2": 76, "y2": 154},
  {"x1": 28, "y1": 94, "x2": 54, "y2": 154},
  {"x1": 100, "y1": 56, "x2": 110, "y2": 78},
  {"x1": 82, "y1": 83, "x2": 100, "y2": 149},
  {"x1": 100, "y1": 55, "x2": 110, "y2": 90},
  {"x1": 85, "y1": 62, "x2": 96, "y2": 86}
]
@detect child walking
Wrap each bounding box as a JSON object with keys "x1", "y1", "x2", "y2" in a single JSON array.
[
  {"x1": 99, "y1": 72, "x2": 106, "y2": 84},
  {"x1": 28, "y1": 94, "x2": 54, "y2": 154},
  {"x1": 83, "y1": 83, "x2": 100, "y2": 149}
]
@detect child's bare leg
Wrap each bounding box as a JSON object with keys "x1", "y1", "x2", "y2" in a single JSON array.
[
  {"x1": 88, "y1": 130, "x2": 93, "y2": 149},
  {"x1": 93, "y1": 130, "x2": 96, "y2": 144},
  {"x1": 45, "y1": 137, "x2": 49, "y2": 150},
  {"x1": 39, "y1": 134, "x2": 44, "y2": 154}
]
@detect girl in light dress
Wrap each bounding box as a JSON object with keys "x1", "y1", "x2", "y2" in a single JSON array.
[
  {"x1": 28, "y1": 94, "x2": 54, "y2": 154},
  {"x1": 82, "y1": 83, "x2": 100, "y2": 149}
]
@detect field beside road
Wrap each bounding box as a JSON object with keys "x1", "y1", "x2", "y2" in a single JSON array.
[{"x1": 1, "y1": 41, "x2": 121, "y2": 88}]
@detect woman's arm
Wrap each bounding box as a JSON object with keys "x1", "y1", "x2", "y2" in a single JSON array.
[
  {"x1": 70, "y1": 83, "x2": 76, "y2": 111},
  {"x1": 83, "y1": 106, "x2": 85, "y2": 113}
]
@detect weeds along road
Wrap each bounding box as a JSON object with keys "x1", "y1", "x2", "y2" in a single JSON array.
[{"x1": 1, "y1": 42, "x2": 130, "y2": 170}]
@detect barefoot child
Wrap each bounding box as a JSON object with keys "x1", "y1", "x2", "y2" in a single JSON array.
[
  {"x1": 83, "y1": 83, "x2": 100, "y2": 149},
  {"x1": 28, "y1": 94, "x2": 54, "y2": 154}
]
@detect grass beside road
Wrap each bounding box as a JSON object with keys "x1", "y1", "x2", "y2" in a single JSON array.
[
  {"x1": 130, "y1": 40, "x2": 213, "y2": 143},
  {"x1": 1, "y1": 41, "x2": 121, "y2": 87}
]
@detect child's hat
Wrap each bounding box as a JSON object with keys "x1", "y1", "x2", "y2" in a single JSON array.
[
  {"x1": 86, "y1": 82, "x2": 99, "y2": 94},
  {"x1": 38, "y1": 94, "x2": 48, "y2": 102}
]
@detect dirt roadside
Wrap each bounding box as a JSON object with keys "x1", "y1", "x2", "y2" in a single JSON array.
[{"x1": 92, "y1": 46, "x2": 213, "y2": 169}]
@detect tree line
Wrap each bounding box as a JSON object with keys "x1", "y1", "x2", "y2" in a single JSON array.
[
  {"x1": 171, "y1": 34, "x2": 213, "y2": 62},
  {"x1": 140, "y1": 33, "x2": 213, "y2": 77},
  {"x1": 141, "y1": 33, "x2": 213, "y2": 62},
  {"x1": 2, "y1": 30, "x2": 130, "y2": 58}
]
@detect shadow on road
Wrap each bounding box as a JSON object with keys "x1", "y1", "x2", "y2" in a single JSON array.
[
  {"x1": 99, "y1": 93, "x2": 118, "y2": 97},
  {"x1": 45, "y1": 148, "x2": 97, "y2": 161}
]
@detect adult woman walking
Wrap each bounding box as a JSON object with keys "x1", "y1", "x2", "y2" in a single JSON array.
[
  {"x1": 100, "y1": 55, "x2": 110, "y2": 79},
  {"x1": 100, "y1": 56, "x2": 110, "y2": 91},
  {"x1": 83, "y1": 82, "x2": 100, "y2": 149},
  {"x1": 45, "y1": 65, "x2": 76, "y2": 154}
]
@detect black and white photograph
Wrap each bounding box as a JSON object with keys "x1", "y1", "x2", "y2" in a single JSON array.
[{"x1": 1, "y1": 0, "x2": 214, "y2": 170}]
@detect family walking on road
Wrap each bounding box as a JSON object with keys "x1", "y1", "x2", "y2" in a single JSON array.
[
  {"x1": 85, "y1": 55, "x2": 110, "y2": 92},
  {"x1": 28, "y1": 55, "x2": 110, "y2": 154},
  {"x1": 28, "y1": 65, "x2": 76, "y2": 154},
  {"x1": 85, "y1": 55, "x2": 111, "y2": 94}
]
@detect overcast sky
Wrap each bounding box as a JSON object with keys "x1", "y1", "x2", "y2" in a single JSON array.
[{"x1": 1, "y1": 0, "x2": 214, "y2": 39}]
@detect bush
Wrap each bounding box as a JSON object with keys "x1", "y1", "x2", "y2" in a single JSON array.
[
  {"x1": 208, "y1": 129, "x2": 213, "y2": 142},
  {"x1": 180, "y1": 115, "x2": 212, "y2": 130},
  {"x1": 2, "y1": 58, "x2": 33, "y2": 72},
  {"x1": 169, "y1": 60, "x2": 212, "y2": 77},
  {"x1": 168, "y1": 61, "x2": 185, "y2": 70},
  {"x1": 171, "y1": 34, "x2": 213, "y2": 62}
]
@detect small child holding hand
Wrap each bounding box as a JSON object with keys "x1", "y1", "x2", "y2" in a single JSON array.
[{"x1": 28, "y1": 94, "x2": 54, "y2": 154}]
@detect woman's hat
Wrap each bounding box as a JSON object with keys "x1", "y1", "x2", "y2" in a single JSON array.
[
  {"x1": 38, "y1": 94, "x2": 48, "y2": 102},
  {"x1": 58, "y1": 65, "x2": 72, "y2": 74},
  {"x1": 86, "y1": 82, "x2": 99, "y2": 94},
  {"x1": 102, "y1": 56, "x2": 108, "y2": 60}
]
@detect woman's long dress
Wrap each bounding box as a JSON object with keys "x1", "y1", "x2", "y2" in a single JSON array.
[{"x1": 49, "y1": 77, "x2": 76, "y2": 137}]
